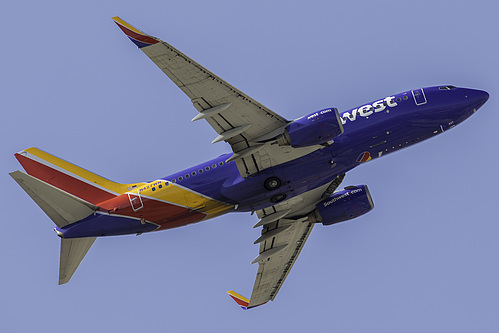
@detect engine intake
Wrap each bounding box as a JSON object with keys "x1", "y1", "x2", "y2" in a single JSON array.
[
  {"x1": 309, "y1": 185, "x2": 374, "y2": 225},
  {"x1": 277, "y1": 108, "x2": 344, "y2": 148}
]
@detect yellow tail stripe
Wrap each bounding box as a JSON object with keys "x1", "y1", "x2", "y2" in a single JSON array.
[{"x1": 24, "y1": 148, "x2": 144, "y2": 194}]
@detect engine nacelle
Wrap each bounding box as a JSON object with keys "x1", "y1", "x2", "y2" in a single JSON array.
[
  {"x1": 277, "y1": 108, "x2": 344, "y2": 148},
  {"x1": 309, "y1": 185, "x2": 374, "y2": 226}
]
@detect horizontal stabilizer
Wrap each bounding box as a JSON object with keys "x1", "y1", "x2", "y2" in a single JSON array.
[
  {"x1": 59, "y1": 237, "x2": 96, "y2": 285},
  {"x1": 10, "y1": 171, "x2": 97, "y2": 228}
]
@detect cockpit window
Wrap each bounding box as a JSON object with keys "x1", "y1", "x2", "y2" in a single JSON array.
[{"x1": 439, "y1": 86, "x2": 457, "y2": 90}]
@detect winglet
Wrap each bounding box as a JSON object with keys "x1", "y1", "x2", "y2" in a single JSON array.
[
  {"x1": 227, "y1": 290, "x2": 250, "y2": 310},
  {"x1": 112, "y1": 16, "x2": 161, "y2": 48},
  {"x1": 227, "y1": 290, "x2": 268, "y2": 310}
]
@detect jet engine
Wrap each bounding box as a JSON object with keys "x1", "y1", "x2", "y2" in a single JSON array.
[
  {"x1": 308, "y1": 185, "x2": 374, "y2": 225},
  {"x1": 276, "y1": 108, "x2": 344, "y2": 148}
]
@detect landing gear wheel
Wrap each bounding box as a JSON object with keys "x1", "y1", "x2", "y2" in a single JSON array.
[
  {"x1": 270, "y1": 193, "x2": 287, "y2": 203},
  {"x1": 264, "y1": 177, "x2": 281, "y2": 190}
]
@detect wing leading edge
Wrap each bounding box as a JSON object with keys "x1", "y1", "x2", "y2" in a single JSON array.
[{"x1": 112, "y1": 17, "x2": 324, "y2": 178}]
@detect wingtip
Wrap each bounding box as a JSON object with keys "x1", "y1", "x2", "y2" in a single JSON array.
[
  {"x1": 226, "y1": 290, "x2": 268, "y2": 310},
  {"x1": 112, "y1": 16, "x2": 161, "y2": 48},
  {"x1": 227, "y1": 290, "x2": 250, "y2": 310}
]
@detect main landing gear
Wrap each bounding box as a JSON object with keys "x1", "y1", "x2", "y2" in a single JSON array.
[
  {"x1": 264, "y1": 177, "x2": 286, "y2": 203},
  {"x1": 264, "y1": 177, "x2": 281, "y2": 190},
  {"x1": 270, "y1": 193, "x2": 287, "y2": 203}
]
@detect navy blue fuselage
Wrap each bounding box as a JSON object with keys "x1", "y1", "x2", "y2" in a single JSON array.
[{"x1": 163, "y1": 86, "x2": 488, "y2": 212}]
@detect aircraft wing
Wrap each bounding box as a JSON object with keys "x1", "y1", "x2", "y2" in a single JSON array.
[
  {"x1": 240, "y1": 175, "x2": 345, "y2": 308},
  {"x1": 112, "y1": 17, "x2": 323, "y2": 177}
]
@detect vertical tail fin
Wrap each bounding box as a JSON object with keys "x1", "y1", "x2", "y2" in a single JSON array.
[
  {"x1": 11, "y1": 148, "x2": 146, "y2": 284},
  {"x1": 14, "y1": 147, "x2": 144, "y2": 205}
]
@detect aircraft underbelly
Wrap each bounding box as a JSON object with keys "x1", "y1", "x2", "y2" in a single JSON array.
[{"x1": 58, "y1": 93, "x2": 486, "y2": 237}]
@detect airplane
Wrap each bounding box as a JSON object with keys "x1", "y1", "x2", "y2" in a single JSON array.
[{"x1": 9, "y1": 16, "x2": 489, "y2": 310}]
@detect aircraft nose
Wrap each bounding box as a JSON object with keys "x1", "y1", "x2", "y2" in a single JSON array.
[
  {"x1": 465, "y1": 88, "x2": 489, "y2": 109},
  {"x1": 477, "y1": 89, "x2": 489, "y2": 105}
]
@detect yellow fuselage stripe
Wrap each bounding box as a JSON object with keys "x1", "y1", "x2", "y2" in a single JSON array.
[
  {"x1": 136, "y1": 180, "x2": 232, "y2": 217},
  {"x1": 24, "y1": 148, "x2": 231, "y2": 218}
]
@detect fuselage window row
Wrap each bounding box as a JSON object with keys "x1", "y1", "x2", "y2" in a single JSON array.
[{"x1": 169, "y1": 160, "x2": 225, "y2": 183}]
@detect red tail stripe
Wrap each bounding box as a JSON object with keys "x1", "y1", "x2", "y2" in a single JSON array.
[{"x1": 15, "y1": 153, "x2": 116, "y2": 205}]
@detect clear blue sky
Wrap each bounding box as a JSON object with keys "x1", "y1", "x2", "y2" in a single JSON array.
[{"x1": 2, "y1": 0, "x2": 498, "y2": 332}]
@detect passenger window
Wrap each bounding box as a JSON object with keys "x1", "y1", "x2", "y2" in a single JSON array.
[
  {"x1": 192, "y1": 171, "x2": 197, "y2": 176},
  {"x1": 219, "y1": 162, "x2": 224, "y2": 166},
  {"x1": 205, "y1": 166, "x2": 210, "y2": 171},
  {"x1": 185, "y1": 174, "x2": 190, "y2": 179},
  {"x1": 178, "y1": 176, "x2": 183, "y2": 181}
]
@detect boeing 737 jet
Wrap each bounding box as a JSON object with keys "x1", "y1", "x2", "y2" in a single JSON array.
[{"x1": 10, "y1": 17, "x2": 489, "y2": 309}]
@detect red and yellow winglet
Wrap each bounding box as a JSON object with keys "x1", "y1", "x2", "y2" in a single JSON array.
[
  {"x1": 227, "y1": 290, "x2": 250, "y2": 310},
  {"x1": 112, "y1": 16, "x2": 161, "y2": 48},
  {"x1": 227, "y1": 291, "x2": 268, "y2": 310}
]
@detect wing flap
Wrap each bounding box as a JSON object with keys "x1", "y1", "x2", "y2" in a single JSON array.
[{"x1": 248, "y1": 218, "x2": 315, "y2": 307}]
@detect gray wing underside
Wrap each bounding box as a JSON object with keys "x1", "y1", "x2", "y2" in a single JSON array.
[
  {"x1": 248, "y1": 175, "x2": 345, "y2": 307},
  {"x1": 139, "y1": 36, "x2": 322, "y2": 177}
]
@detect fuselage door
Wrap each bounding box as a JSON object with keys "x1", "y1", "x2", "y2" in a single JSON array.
[
  {"x1": 128, "y1": 190, "x2": 144, "y2": 212},
  {"x1": 412, "y1": 88, "x2": 427, "y2": 106}
]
